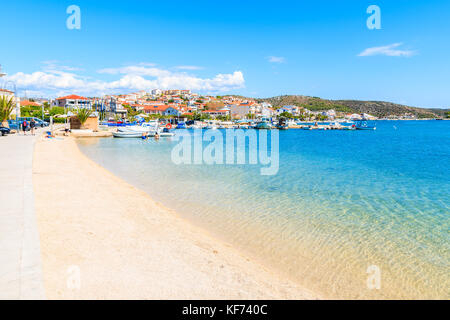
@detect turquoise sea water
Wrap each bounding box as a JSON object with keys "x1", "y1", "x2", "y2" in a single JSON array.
[{"x1": 77, "y1": 120, "x2": 449, "y2": 299}]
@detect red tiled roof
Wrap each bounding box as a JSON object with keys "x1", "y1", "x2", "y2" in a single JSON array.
[
  {"x1": 56, "y1": 94, "x2": 89, "y2": 100},
  {"x1": 20, "y1": 100, "x2": 41, "y2": 107},
  {"x1": 143, "y1": 105, "x2": 169, "y2": 111}
]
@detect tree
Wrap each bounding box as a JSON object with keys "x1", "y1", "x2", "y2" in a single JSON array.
[
  {"x1": 279, "y1": 112, "x2": 293, "y2": 119},
  {"x1": 76, "y1": 108, "x2": 92, "y2": 128},
  {"x1": 0, "y1": 96, "x2": 15, "y2": 127},
  {"x1": 49, "y1": 107, "x2": 65, "y2": 117}
]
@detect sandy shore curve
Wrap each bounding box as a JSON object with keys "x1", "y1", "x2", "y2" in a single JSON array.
[{"x1": 33, "y1": 136, "x2": 318, "y2": 299}]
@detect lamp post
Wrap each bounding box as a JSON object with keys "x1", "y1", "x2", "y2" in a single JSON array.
[{"x1": 2, "y1": 80, "x2": 19, "y2": 129}]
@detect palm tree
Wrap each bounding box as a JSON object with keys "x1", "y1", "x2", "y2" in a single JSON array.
[
  {"x1": 76, "y1": 108, "x2": 92, "y2": 129},
  {"x1": 0, "y1": 96, "x2": 15, "y2": 127}
]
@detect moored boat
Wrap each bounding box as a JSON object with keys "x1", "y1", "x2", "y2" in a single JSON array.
[
  {"x1": 354, "y1": 120, "x2": 376, "y2": 130},
  {"x1": 254, "y1": 120, "x2": 272, "y2": 129},
  {"x1": 112, "y1": 131, "x2": 145, "y2": 138},
  {"x1": 158, "y1": 127, "x2": 175, "y2": 137}
]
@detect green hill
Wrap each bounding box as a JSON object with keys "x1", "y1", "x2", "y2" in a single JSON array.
[{"x1": 251, "y1": 95, "x2": 446, "y2": 118}]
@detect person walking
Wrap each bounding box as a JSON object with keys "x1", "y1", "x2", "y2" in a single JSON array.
[
  {"x1": 22, "y1": 119, "x2": 28, "y2": 135},
  {"x1": 30, "y1": 118, "x2": 36, "y2": 136}
]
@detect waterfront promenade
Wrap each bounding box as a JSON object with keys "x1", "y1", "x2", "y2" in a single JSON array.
[{"x1": 0, "y1": 130, "x2": 45, "y2": 299}]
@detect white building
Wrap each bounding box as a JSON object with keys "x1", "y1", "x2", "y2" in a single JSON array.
[
  {"x1": 55, "y1": 94, "x2": 92, "y2": 109},
  {"x1": 151, "y1": 89, "x2": 162, "y2": 96}
]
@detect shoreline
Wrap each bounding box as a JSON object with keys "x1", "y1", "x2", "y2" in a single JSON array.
[{"x1": 33, "y1": 136, "x2": 319, "y2": 299}]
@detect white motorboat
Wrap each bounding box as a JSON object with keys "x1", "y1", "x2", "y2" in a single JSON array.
[
  {"x1": 112, "y1": 131, "x2": 145, "y2": 138},
  {"x1": 157, "y1": 127, "x2": 175, "y2": 137},
  {"x1": 118, "y1": 125, "x2": 155, "y2": 133}
]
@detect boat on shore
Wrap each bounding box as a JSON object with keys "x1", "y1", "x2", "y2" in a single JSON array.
[{"x1": 112, "y1": 131, "x2": 145, "y2": 138}]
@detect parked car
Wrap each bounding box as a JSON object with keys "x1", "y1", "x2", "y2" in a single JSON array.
[
  {"x1": 7, "y1": 120, "x2": 19, "y2": 130},
  {"x1": 17, "y1": 117, "x2": 49, "y2": 128},
  {"x1": 0, "y1": 126, "x2": 11, "y2": 136},
  {"x1": 35, "y1": 119, "x2": 49, "y2": 127}
]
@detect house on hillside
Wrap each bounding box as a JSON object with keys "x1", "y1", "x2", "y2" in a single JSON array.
[
  {"x1": 276, "y1": 105, "x2": 299, "y2": 116},
  {"x1": 163, "y1": 106, "x2": 181, "y2": 116},
  {"x1": 201, "y1": 110, "x2": 230, "y2": 118},
  {"x1": 229, "y1": 104, "x2": 251, "y2": 119},
  {"x1": 55, "y1": 94, "x2": 92, "y2": 109}
]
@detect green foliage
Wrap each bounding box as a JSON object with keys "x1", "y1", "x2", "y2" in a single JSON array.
[
  {"x1": 49, "y1": 117, "x2": 66, "y2": 123},
  {"x1": 191, "y1": 112, "x2": 210, "y2": 121},
  {"x1": 182, "y1": 114, "x2": 194, "y2": 120},
  {"x1": 445, "y1": 111, "x2": 450, "y2": 119},
  {"x1": 316, "y1": 114, "x2": 329, "y2": 121},
  {"x1": 124, "y1": 105, "x2": 139, "y2": 118},
  {"x1": 49, "y1": 107, "x2": 66, "y2": 116},
  {"x1": 0, "y1": 96, "x2": 15, "y2": 122},
  {"x1": 20, "y1": 106, "x2": 41, "y2": 117},
  {"x1": 300, "y1": 99, "x2": 352, "y2": 113},
  {"x1": 215, "y1": 115, "x2": 231, "y2": 121},
  {"x1": 279, "y1": 112, "x2": 293, "y2": 119},
  {"x1": 76, "y1": 108, "x2": 93, "y2": 125}
]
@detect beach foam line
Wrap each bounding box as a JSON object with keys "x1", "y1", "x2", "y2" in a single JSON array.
[{"x1": 33, "y1": 136, "x2": 319, "y2": 299}]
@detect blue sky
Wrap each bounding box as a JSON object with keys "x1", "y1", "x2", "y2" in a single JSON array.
[{"x1": 1, "y1": 0, "x2": 449, "y2": 108}]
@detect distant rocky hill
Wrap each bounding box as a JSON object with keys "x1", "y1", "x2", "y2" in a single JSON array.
[{"x1": 249, "y1": 95, "x2": 447, "y2": 118}]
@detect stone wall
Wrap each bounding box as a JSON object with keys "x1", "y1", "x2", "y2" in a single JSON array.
[{"x1": 69, "y1": 116, "x2": 99, "y2": 131}]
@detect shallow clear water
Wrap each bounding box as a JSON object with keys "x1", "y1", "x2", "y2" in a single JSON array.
[{"x1": 78, "y1": 120, "x2": 449, "y2": 299}]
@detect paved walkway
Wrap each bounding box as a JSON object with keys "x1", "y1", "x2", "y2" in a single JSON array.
[{"x1": 0, "y1": 130, "x2": 45, "y2": 299}]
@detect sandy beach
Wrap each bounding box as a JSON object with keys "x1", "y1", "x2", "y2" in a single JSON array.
[{"x1": 33, "y1": 136, "x2": 318, "y2": 299}]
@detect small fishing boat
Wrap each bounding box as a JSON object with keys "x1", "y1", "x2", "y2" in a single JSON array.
[
  {"x1": 118, "y1": 124, "x2": 156, "y2": 133},
  {"x1": 112, "y1": 131, "x2": 145, "y2": 138},
  {"x1": 158, "y1": 128, "x2": 175, "y2": 137},
  {"x1": 276, "y1": 117, "x2": 289, "y2": 130},
  {"x1": 254, "y1": 120, "x2": 272, "y2": 130},
  {"x1": 176, "y1": 122, "x2": 187, "y2": 129},
  {"x1": 354, "y1": 120, "x2": 376, "y2": 130}
]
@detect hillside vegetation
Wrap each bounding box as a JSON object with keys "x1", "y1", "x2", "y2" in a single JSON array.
[{"x1": 252, "y1": 95, "x2": 446, "y2": 118}]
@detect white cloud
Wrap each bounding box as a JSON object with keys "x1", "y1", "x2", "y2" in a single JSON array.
[
  {"x1": 97, "y1": 65, "x2": 171, "y2": 77},
  {"x1": 6, "y1": 64, "x2": 245, "y2": 97},
  {"x1": 174, "y1": 65, "x2": 204, "y2": 70},
  {"x1": 267, "y1": 56, "x2": 286, "y2": 63},
  {"x1": 41, "y1": 60, "x2": 83, "y2": 72},
  {"x1": 358, "y1": 43, "x2": 416, "y2": 57}
]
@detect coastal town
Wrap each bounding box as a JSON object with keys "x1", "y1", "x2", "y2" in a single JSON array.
[
  {"x1": 3, "y1": 88, "x2": 374, "y2": 123},
  {"x1": 2, "y1": 0, "x2": 450, "y2": 303}
]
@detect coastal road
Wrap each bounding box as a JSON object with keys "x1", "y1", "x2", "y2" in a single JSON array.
[{"x1": 0, "y1": 130, "x2": 45, "y2": 299}]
